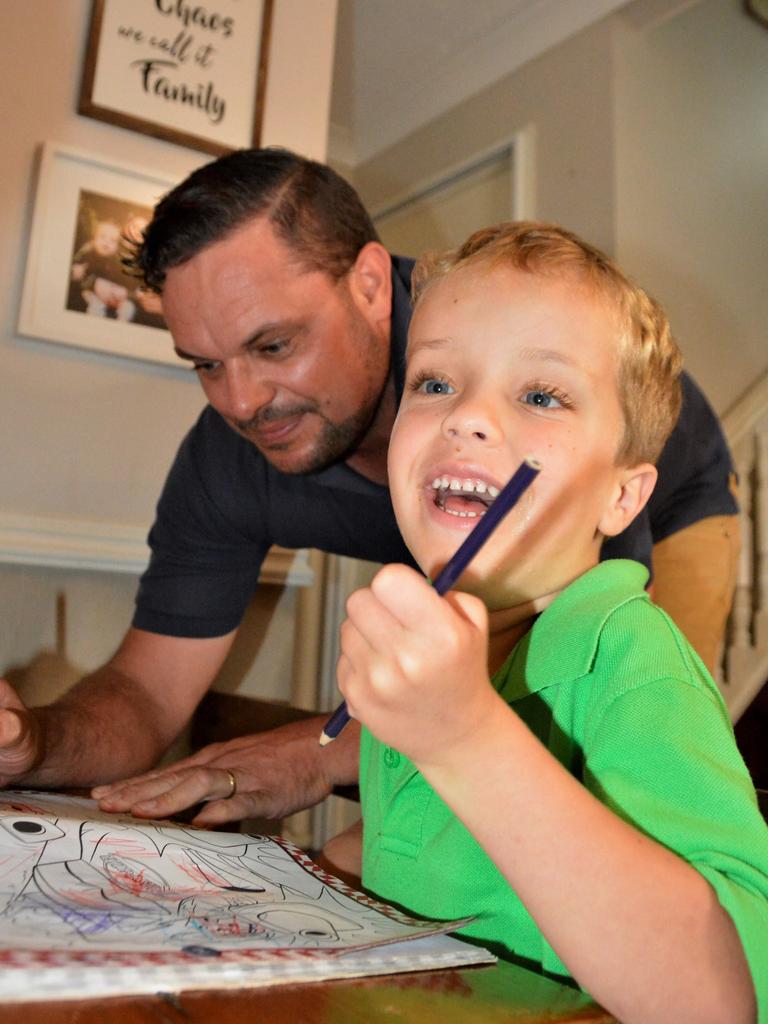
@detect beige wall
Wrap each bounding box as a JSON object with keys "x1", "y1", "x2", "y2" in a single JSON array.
[
  {"x1": 1, "y1": 3, "x2": 206, "y2": 527},
  {"x1": 373, "y1": 149, "x2": 518, "y2": 257},
  {"x1": 349, "y1": 0, "x2": 766, "y2": 416},
  {"x1": 0, "y1": 1, "x2": 337, "y2": 706},
  {"x1": 352, "y1": 16, "x2": 617, "y2": 256},
  {"x1": 613, "y1": 0, "x2": 768, "y2": 413}
]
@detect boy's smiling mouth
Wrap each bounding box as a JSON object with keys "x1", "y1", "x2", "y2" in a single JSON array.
[{"x1": 431, "y1": 476, "x2": 501, "y2": 518}]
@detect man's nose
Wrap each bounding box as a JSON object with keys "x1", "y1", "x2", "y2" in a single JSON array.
[{"x1": 222, "y1": 363, "x2": 274, "y2": 422}]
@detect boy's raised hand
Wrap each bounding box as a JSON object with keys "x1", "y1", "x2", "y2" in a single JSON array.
[{"x1": 337, "y1": 563, "x2": 498, "y2": 767}]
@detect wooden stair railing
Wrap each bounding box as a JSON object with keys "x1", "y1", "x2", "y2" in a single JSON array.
[{"x1": 720, "y1": 370, "x2": 768, "y2": 721}]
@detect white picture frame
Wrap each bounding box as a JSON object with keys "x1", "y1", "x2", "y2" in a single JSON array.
[{"x1": 18, "y1": 142, "x2": 185, "y2": 369}]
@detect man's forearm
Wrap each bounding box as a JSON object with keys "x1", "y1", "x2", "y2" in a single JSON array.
[
  {"x1": 316, "y1": 716, "x2": 361, "y2": 789},
  {"x1": 22, "y1": 667, "x2": 178, "y2": 789}
]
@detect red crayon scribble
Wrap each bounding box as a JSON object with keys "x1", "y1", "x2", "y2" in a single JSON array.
[
  {"x1": 109, "y1": 866, "x2": 149, "y2": 896},
  {"x1": 176, "y1": 858, "x2": 233, "y2": 889},
  {"x1": 1, "y1": 802, "x2": 49, "y2": 816},
  {"x1": 0, "y1": 850, "x2": 38, "y2": 880}
]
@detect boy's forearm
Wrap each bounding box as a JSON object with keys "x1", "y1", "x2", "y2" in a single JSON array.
[{"x1": 419, "y1": 700, "x2": 755, "y2": 1024}]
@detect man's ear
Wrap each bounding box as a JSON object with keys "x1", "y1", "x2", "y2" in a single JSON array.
[
  {"x1": 598, "y1": 463, "x2": 658, "y2": 538},
  {"x1": 348, "y1": 242, "x2": 392, "y2": 326}
]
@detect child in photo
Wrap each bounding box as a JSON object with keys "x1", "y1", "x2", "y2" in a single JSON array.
[
  {"x1": 337, "y1": 222, "x2": 768, "y2": 1024},
  {"x1": 71, "y1": 217, "x2": 136, "y2": 321}
]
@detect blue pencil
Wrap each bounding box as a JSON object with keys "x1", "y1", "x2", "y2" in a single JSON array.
[{"x1": 319, "y1": 456, "x2": 542, "y2": 746}]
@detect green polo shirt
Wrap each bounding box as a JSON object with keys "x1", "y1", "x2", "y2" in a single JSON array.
[{"x1": 360, "y1": 559, "x2": 768, "y2": 1015}]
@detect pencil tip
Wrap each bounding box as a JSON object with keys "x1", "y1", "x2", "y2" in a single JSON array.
[{"x1": 318, "y1": 732, "x2": 333, "y2": 747}]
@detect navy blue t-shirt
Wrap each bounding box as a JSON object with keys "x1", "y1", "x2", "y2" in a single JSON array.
[{"x1": 134, "y1": 257, "x2": 737, "y2": 638}]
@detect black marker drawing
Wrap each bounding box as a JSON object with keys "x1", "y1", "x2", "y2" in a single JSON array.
[{"x1": 0, "y1": 792, "x2": 448, "y2": 954}]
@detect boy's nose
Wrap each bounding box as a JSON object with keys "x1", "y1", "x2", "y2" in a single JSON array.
[{"x1": 441, "y1": 396, "x2": 502, "y2": 445}]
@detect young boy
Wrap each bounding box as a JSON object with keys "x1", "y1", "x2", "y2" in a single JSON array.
[{"x1": 337, "y1": 223, "x2": 768, "y2": 1024}]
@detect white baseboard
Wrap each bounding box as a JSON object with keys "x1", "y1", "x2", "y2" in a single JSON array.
[{"x1": 0, "y1": 513, "x2": 314, "y2": 586}]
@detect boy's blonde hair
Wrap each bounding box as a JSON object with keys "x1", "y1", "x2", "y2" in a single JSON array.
[{"x1": 411, "y1": 222, "x2": 683, "y2": 466}]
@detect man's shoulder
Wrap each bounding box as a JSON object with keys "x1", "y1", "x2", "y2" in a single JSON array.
[
  {"x1": 180, "y1": 404, "x2": 238, "y2": 453},
  {"x1": 182, "y1": 405, "x2": 256, "y2": 458},
  {"x1": 176, "y1": 407, "x2": 363, "y2": 503},
  {"x1": 172, "y1": 405, "x2": 272, "y2": 495},
  {"x1": 649, "y1": 370, "x2": 737, "y2": 533},
  {"x1": 661, "y1": 371, "x2": 730, "y2": 467},
  {"x1": 185, "y1": 403, "x2": 238, "y2": 443}
]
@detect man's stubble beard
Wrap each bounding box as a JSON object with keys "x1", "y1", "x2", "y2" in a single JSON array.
[{"x1": 235, "y1": 312, "x2": 390, "y2": 477}]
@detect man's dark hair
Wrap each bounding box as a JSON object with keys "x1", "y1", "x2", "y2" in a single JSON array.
[{"x1": 125, "y1": 147, "x2": 380, "y2": 292}]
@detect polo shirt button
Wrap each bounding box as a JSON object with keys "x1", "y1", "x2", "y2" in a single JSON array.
[{"x1": 383, "y1": 748, "x2": 400, "y2": 768}]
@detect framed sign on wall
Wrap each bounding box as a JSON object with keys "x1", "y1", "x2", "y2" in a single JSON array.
[{"x1": 78, "y1": 0, "x2": 273, "y2": 155}]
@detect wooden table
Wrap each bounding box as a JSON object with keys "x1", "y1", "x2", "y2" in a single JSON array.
[{"x1": 0, "y1": 959, "x2": 616, "y2": 1023}]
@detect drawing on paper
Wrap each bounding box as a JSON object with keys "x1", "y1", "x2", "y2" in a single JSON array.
[{"x1": 0, "y1": 792, "x2": 449, "y2": 954}]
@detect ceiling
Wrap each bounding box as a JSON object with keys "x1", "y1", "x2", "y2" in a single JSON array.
[{"x1": 328, "y1": 0, "x2": 635, "y2": 166}]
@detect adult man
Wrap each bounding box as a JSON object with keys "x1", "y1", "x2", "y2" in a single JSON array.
[{"x1": 0, "y1": 148, "x2": 738, "y2": 829}]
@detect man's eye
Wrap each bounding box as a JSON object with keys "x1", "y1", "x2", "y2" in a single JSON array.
[
  {"x1": 192, "y1": 361, "x2": 219, "y2": 375},
  {"x1": 522, "y1": 389, "x2": 563, "y2": 409},
  {"x1": 258, "y1": 338, "x2": 289, "y2": 356}
]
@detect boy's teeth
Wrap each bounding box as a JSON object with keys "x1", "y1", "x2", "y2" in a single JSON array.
[
  {"x1": 430, "y1": 476, "x2": 501, "y2": 517},
  {"x1": 430, "y1": 477, "x2": 499, "y2": 497}
]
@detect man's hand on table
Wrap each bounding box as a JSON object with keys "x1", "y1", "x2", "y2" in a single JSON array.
[
  {"x1": 93, "y1": 715, "x2": 361, "y2": 826},
  {"x1": 0, "y1": 678, "x2": 42, "y2": 785}
]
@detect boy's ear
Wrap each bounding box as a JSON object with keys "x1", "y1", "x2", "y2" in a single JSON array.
[
  {"x1": 598, "y1": 464, "x2": 658, "y2": 538},
  {"x1": 349, "y1": 242, "x2": 392, "y2": 326}
]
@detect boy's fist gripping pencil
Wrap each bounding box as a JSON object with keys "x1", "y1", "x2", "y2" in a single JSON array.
[{"x1": 319, "y1": 456, "x2": 542, "y2": 746}]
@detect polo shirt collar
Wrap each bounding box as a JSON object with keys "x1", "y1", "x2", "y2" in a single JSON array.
[{"x1": 497, "y1": 559, "x2": 650, "y2": 702}]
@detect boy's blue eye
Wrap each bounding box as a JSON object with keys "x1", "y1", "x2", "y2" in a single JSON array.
[
  {"x1": 523, "y1": 389, "x2": 562, "y2": 409},
  {"x1": 422, "y1": 379, "x2": 454, "y2": 396}
]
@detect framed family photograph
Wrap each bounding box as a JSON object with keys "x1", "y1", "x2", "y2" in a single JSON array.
[
  {"x1": 79, "y1": 0, "x2": 273, "y2": 155},
  {"x1": 18, "y1": 142, "x2": 184, "y2": 368}
]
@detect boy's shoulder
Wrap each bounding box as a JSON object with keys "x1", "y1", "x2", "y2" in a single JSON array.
[
  {"x1": 506, "y1": 559, "x2": 725, "y2": 716},
  {"x1": 497, "y1": 559, "x2": 738, "y2": 795}
]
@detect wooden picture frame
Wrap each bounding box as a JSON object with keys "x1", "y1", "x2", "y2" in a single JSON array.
[
  {"x1": 78, "y1": 0, "x2": 273, "y2": 156},
  {"x1": 17, "y1": 141, "x2": 185, "y2": 369},
  {"x1": 745, "y1": 0, "x2": 768, "y2": 29}
]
